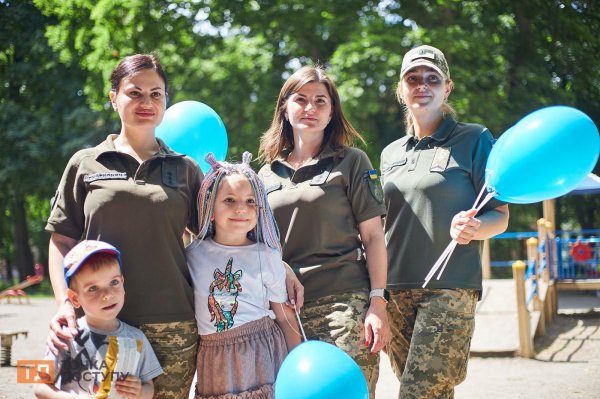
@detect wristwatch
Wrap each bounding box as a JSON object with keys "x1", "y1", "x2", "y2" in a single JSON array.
[{"x1": 369, "y1": 288, "x2": 390, "y2": 303}]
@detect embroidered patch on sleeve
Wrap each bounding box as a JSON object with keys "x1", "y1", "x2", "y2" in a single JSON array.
[{"x1": 366, "y1": 169, "x2": 384, "y2": 203}]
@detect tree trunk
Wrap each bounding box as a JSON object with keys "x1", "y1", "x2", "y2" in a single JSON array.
[
  {"x1": 507, "y1": 3, "x2": 531, "y2": 96},
  {"x1": 11, "y1": 194, "x2": 34, "y2": 281}
]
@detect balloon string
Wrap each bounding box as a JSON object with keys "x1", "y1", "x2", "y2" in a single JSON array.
[
  {"x1": 423, "y1": 184, "x2": 497, "y2": 288},
  {"x1": 474, "y1": 191, "x2": 496, "y2": 212},
  {"x1": 423, "y1": 240, "x2": 456, "y2": 287},
  {"x1": 295, "y1": 307, "x2": 308, "y2": 342},
  {"x1": 473, "y1": 176, "x2": 491, "y2": 209},
  {"x1": 435, "y1": 241, "x2": 458, "y2": 280},
  {"x1": 278, "y1": 302, "x2": 307, "y2": 341},
  {"x1": 432, "y1": 192, "x2": 495, "y2": 282}
]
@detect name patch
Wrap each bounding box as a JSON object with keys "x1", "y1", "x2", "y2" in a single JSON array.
[
  {"x1": 83, "y1": 172, "x2": 127, "y2": 183},
  {"x1": 430, "y1": 147, "x2": 451, "y2": 172}
]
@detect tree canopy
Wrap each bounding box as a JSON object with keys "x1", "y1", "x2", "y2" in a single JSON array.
[{"x1": 1, "y1": 0, "x2": 599, "y2": 277}]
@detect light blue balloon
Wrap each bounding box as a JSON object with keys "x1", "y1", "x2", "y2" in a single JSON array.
[
  {"x1": 156, "y1": 101, "x2": 228, "y2": 173},
  {"x1": 275, "y1": 341, "x2": 368, "y2": 399},
  {"x1": 486, "y1": 106, "x2": 599, "y2": 204}
]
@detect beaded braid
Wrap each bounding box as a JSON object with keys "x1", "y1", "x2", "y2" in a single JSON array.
[{"x1": 197, "y1": 152, "x2": 281, "y2": 252}]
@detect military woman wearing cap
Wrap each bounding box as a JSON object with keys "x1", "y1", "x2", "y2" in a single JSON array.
[
  {"x1": 381, "y1": 46, "x2": 509, "y2": 398},
  {"x1": 258, "y1": 65, "x2": 390, "y2": 397}
]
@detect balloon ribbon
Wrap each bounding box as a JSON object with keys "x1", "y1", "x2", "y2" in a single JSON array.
[{"x1": 422, "y1": 184, "x2": 497, "y2": 288}]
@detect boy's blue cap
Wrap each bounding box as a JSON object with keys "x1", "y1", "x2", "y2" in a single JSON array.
[{"x1": 64, "y1": 240, "x2": 122, "y2": 287}]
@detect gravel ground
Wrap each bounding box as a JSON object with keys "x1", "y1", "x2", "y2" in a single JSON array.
[{"x1": 2, "y1": 298, "x2": 599, "y2": 399}]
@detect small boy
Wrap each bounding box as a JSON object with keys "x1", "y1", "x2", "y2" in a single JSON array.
[{"x1": 35, "y1": 240, "x2": 162, "y2": 399}]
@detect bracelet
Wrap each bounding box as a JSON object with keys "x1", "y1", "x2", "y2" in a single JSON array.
[{"x1": 369, "y1": 288, "x2": 390, "y2": 303}]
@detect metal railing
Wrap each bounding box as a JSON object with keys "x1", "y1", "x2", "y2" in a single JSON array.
[
  {"x1": 488, "y1": 223, "x2": 599, "y2": 357},
  {"x1": 488, "y1": 230, "x2": 599, "y2": 281},
  {"x1": 556, "y1": 236, "x2": 599, "y2": 280}
]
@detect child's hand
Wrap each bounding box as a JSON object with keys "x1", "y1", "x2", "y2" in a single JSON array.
[{"x1": 114, "y1": 374, "x2": 143, "y2": 398}]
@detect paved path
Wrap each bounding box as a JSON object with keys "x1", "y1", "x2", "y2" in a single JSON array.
[
  {"x1": 470, "y1": 279, "x2": 521, "y2": 354},
  {"x1": 2, "y1": 293, "x2": 600, "y2": 398}
]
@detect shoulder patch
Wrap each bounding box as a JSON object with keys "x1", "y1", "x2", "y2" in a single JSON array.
[{"x1": 366, "y1": 170, "x2": 384, "y2": 203}]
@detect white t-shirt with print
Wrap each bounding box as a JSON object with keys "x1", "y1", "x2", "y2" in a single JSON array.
[
  {"x1": 45, "y1": 318, "x2": 162, "y2": 396},
  {"x1": 186, "y1": 238, "x2": 288, "y2": 336}
]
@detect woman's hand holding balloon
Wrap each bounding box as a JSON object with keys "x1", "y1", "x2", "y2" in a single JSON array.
[
  {"x1": 283, "y1": 262, "x2": 304, "y2": 311},
  {"x1": 450, "y1": 209, "x2": 480, "y2": 245}
]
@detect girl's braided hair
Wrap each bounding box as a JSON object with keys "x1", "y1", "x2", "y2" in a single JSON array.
[{"x1": 197, "y1": 152, "x2": 281, "y2": 252}]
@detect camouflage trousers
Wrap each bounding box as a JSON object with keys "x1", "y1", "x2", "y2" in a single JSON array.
[
  {"x1": 300, "y1": 289, "x2": 379, "y2": 398},
  {"x1": 386, "y1": 288, "x2": 478, "y2": 399},
  {"x1": 138, "y1": 319, "x2": 198, "y2": 399}
]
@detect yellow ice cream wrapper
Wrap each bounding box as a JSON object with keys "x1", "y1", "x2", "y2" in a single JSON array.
[{"x1": 95, "y1": 336, "x2": 142, "y2": 399}]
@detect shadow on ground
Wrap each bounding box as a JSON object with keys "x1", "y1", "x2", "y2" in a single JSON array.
[{"x1": 534, "y1": 311, "x2": 600, "y2": 363}]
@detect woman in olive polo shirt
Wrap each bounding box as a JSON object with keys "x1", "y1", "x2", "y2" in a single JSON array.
[
  {"x1": 45, "y1": 54, "x2": 200, "y2": 398},
  {"x1": 381, "y1": 45, "x2": 509, "y2": 398},
  {"x1": 258, "y1": 65, "x2": 390, "y2": 398},
  {"x1": 45, "y1": 54, "x2": 304, "y2": 398}
]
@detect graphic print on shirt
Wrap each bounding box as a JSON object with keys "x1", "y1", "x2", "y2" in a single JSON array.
[
  {"x1": 207, "y1": 257, "x2": 243, "y2": 332},
  {"x1": 57, "y1": 330, "x2": 129, "y2": 395},
  {"x1": 59, "y1": 330, "x2": 97, "y2": 393}
]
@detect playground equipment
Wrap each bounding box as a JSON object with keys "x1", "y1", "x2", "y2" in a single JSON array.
[
  {"x1": 555, "y1": 233, "x2": 600, "y2": 290},
  {"x1": 0, "y1": 264, "x2": 44, "y2": 304},
  {"x1": 0, "y1": 331, "x2": 28, "y2": 367},
  {"x1": 474, "y1": 173, "x2": 600, "y2": 357},
  {"x1": 511, "y1": 219, "x2": 558, "y2": 357},
  {"x1": 496, "y1": 218, "x2": 599, "y2": 357}
]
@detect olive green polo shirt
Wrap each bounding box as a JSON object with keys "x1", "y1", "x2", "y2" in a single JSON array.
[
  {"x1": 381, "y1": 117, "x2": 504, "y2": 291},
  {"x1": 46, "y1": 135, "x2": 202, "y2": 325},
  {"x1": 259, "y1": 145, "x2": 386, "y2": 301}
]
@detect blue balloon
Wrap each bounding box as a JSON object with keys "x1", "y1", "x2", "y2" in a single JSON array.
[
  {"x1": 156, "y1": 101, "x2": 228, "y2": 173},
  {"x1": 486, "y1": 106, "x2": 599, "y2": 204},
  {"x1": 275, "y1": 341, "x2": 368, "y2": 399}
]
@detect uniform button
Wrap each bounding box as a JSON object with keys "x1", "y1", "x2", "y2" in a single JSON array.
[{"x1": 411, "y1": 159, "x2": 416, "y2": 164}]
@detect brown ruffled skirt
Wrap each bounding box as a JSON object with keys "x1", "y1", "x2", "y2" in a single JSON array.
[{"x1": 194, "y1": 317, "x2": 288, "y2": 399}]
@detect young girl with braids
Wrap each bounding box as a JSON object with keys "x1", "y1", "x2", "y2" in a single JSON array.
[{"x1": 186, "y1": 152, "x2": 302, "y2": 399}]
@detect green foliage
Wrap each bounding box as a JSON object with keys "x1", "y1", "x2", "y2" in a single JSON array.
[
  {"x1": 1, "y1": 0, "x2": 599, "y2": 273},
  {"x1": 34, "y1": 0, "x2": 211, "y2": 109},
  {"x1": 0, "y1": 0, "x2": 106, "y2": 275}
]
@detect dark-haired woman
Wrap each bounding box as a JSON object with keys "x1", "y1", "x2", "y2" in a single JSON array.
[
  {"x1": 44, "y1": 53, "x2": 303, "y2": 397},
  {"x1": 45, "y1": 53, "x2": 200, "y2": 397},
  {"x1": 258, "y1": 66, "x2": 390, "y2": 398}
]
